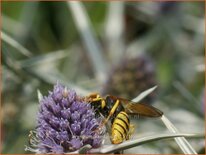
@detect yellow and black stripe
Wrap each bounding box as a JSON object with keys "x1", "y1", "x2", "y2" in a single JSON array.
[{"x1": 111, "y1": 111, "x2": 130, "y2": 144}]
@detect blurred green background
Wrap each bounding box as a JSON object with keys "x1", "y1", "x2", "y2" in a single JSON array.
[{"x1": 1, "y1": 1, "x2": 205, "y2": 154}]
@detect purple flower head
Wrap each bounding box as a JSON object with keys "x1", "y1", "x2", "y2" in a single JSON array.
[{"x1": 26, "y1": 83, "x2": 104, "y2": 153}]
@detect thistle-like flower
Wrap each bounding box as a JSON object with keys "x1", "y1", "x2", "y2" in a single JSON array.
[
  {"x1": 26, "y1": 83, "x2": 104, "y2": 154},
  {"x1": 102, "y1": 55, "x2": 157, "y2": 104}
]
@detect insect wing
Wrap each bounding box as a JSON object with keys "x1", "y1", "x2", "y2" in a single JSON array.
[
  {"x1": 107, "y1": 95, "x2": 163, "y2": 117},
  {"x1": 125, "y1": 103, "x2": 163, "y2": 117}
]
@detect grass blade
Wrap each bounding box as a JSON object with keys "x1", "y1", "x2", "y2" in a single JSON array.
[
  {"x1": 17, "y1": 50, "x2": 68, "y2": 68},
  {"x1": 105, "y1": 1, "x2": 125, "y2": 65},
  {"x1": 68, "y1": 133, "x2": 203, "y2": 154},
  {"x1": 2, "y1": 37, "x2": 89, "y2": 95},
  {"x1": 19, "y1": 1, "x2": 39, "y2": 41},
  {"x1": 161, "y1": 115, "x2": 198, "y2": 154},
  {"x1": 132, "y1": 86, "x2": 157, "y2": 102},
  {"x1": 91, "y1": 133, "x2": 203, "y2": 154},
  {"x1": 1, "y1": 31, "x2": 32, "y2": 57},
  {"x1": 67, "y1": 1, "x2": 107, "y2": 83},
  {"x1": 173, "y1": 81, "x2": 199, "y2": 106},
  {"x1": 29, "y1": 69, "x2": 90, "y2": 96},
  {"x1": 37, "y1": 90, "x2": 43, "y2": 102},
  {"x1": 2, "y1": 14, "x2": 25, "y2": 36}
]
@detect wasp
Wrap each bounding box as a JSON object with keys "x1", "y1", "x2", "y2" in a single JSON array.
[{"x1": 86, "y1": 93, "x2": 163, "y2": 144}]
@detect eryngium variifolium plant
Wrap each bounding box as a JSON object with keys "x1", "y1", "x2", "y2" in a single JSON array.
[
  {"x1": 102, "y1": 55, "x2": 157, "y2": 104},
  {"x1": 26, "y1": 83, "x2": 104, "y2": 154}
]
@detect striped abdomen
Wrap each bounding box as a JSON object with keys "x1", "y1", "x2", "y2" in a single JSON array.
[{"x1": 111, "y1": 111, "x2": 130, "y2": 144}]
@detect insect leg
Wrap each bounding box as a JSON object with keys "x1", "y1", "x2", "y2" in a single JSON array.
[{"x1": 100, "y1": 100, "x2": 120, "y2": 128}]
